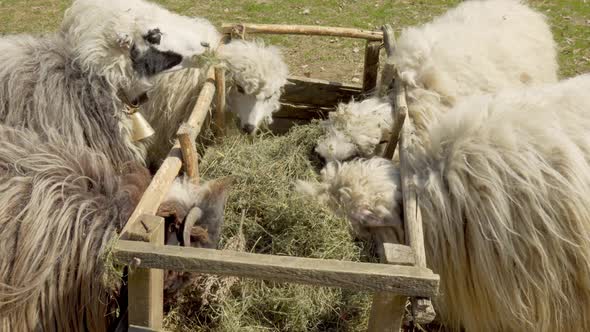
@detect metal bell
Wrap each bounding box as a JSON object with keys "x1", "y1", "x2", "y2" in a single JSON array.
[{"x1": 129, "y1": 111, "x2": 155, "y2": 142}]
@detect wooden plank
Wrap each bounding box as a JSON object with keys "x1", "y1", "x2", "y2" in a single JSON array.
[
  {"x1": 177, "y1": 124, "x2": 199, "y2": 184},
  {"x1": 214, "y1": 67, "x2": 226, "y2": 137},
  {"x1": 382, "y1": 78, "x2": 407, "y2": 159},
  {"x1": 282, "y1": 76, "x2": 362, "y2": 107},
  {"x1": 399, "y1": 97, "x2": 437, "y2": 324},
  {"x1": 128, "y1": 215, "x2": 165, "y2": 330},
  {"x1": 274, "y1": 103, "x2": 332, "y2": 120},
  {"x1": 222, "y1": 23, "x2": 383, "y2": 41},
  {"x1": 362, "y1": 41, "x2": 381, "y2": 93},
  {"x1": 114, "y1": 241, "x2": 439, "y2": 297},
  {"x1": 121, "y1": 68, "x2": 216, "y2": 237}
]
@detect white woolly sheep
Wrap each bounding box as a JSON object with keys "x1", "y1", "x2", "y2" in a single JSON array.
[
  {"x1": 315, "y1": 0, "x2": 558, "y2": 162},
  {"x1": 143, "y1": 39, "x2": 290, "y2": 166},
  {"x1": 301, "y1": 73, "x2": 590, "y2": 331},
  {"x1": 0, "y1": 0, "x2": 218, "y2": 167}
]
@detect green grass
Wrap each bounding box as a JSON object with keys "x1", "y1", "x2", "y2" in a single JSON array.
[{"x1": 1, "y1": 0, "x2": 587, "y2": 79}]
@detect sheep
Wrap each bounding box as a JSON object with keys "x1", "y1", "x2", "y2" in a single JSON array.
[
  {"x1": 143, "y1": 39, "x2": 290, "y2": 167},
  {"x1": 0, "y1": 0, "x2": 219, "y2": 167},
  {"x1": 315, "y1": 0, "x2": 558, "y2": 162},
  {"x1": 299, "y1": 73, "x2": 590, "y2": 331},
  {"x1": 0, "y1": 123, "x2": 232, "y2": 331}
]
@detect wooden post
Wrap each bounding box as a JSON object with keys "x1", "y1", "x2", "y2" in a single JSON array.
[
  {"x1": 399, "y1": 111, "x2": 437, "y2": 324},
  {"x1": 362, "y1": 41, "x2": 381, "y2": 94},
  {"x1": 378, "y1": 24, "x2": 396, "y2": 98},
  {"x1": 126, "y1": 214, "x2": 165, "y2": 330},
  {"x1": 214, "y1": 67, "x2": 227, "y2": 137},
  {"x1": 367, "y1": 232, "x2": 413, "y2": 331},
  {"x1": 382, "y1": 78, "x2": 407, "y2": 159},
  {"x1": 177, "y1": 124, "x2": 199, "y2": 184}
]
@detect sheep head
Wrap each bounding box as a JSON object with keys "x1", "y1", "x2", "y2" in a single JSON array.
[
  {"x1": 61, "y1": 0, "x2": 220, "y2": 96},
  {"x1": 297, "y1": 158, "x2": 404, "y2": 242},
  {"x1": 218, "y1": 39, "x2": 289, "y2": 135},
  {"x1": 158, "y1": 176, "x2": 233, "y2": 248},
  {"x1": 315, "y1": 97, "x2": 392, "y2": 162}
]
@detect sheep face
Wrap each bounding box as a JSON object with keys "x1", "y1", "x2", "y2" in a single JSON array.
[
  {"x1": 296, "y1": 158, "x2": 404, "y2": 242},
  {"x1": 218, "y1": 40, "x2": 289, "y2": 134},
  {"x1": 62, "y1": 0, "x2": 220, "y2": 88},
  {"x1": 158, "y1": 176, "x2": 233, "y2": 249}
]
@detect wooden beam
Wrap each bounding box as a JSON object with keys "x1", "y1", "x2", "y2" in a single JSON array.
[
  {"x1": 121, "y1": 68, "x2": 216, "y2": 237},
  {"x1": 362, "y1": 41, "x2": 381, "y2": 93},
  {"x1": 214, "y1": 67, "x2": 227, "y2": 137},
  {"x1": 282, "y1": 76, "x2": 362, "y2": 107},
  {"x1": 114, "y1": 241, "x2": 439, "y2": 297},
  {"x1": 399, "y1": 99, "x2": 437, "y2": 324},
  {"x1": 177, "y1": 124, "x2": 199, "y2": 184},
  {"x1": 221, "y1": 23, "x2": 383, "y2": 41},
  {"x1": 382, "y1": 78, "x2": 407, "y2": 159},
  {"x1": 127, "y1": 215, "x2": 165, "y2": 330}
]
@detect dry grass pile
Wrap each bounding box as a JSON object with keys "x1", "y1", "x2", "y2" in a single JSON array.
[{"x1": 164, "y1": 122, "x2": 373, "y2": 331}]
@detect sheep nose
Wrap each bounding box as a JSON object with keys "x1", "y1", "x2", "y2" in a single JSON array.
[{"x1": 242, "y1": 124, "x2": 257, "y2": 135}]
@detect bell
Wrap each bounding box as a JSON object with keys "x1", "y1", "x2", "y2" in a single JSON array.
[{"x1": 129, "y1": 111, "x2": 155, "y2": 142}]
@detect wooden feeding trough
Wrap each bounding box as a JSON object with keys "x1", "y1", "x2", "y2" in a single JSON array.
[{"x1": 113, "y1": 23, "x2": 439, "y2": 332}]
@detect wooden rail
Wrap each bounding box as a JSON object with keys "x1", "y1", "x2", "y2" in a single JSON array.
[
  {"x1": 222, "y1": 23, "x2": 383, "y2": 41},
  {"x1": 114, "y1": 241, "x2": 439, "y2": 296}
]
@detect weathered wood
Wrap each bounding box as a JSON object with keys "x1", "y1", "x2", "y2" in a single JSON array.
[
  {"x1": 368, "y1": 232, "x2": 410, "y2": 330},
  {"x1": 129, "y1": 325, "x2": 160, "y2": 332},
  {"x1": 214, "y1": 67, "x2": 227, "y2": 137},
  {"x1": 378, "y1": 25, "x2": 396, "y2": 97},
  {"x1": 382, "y1": 78, "x2": 408, "y2": 159},
  {"x1": 282, "y1": 76, "x2": 362, "y2": 107},
  {"x1": 222, "y1": 23, "x2": 383, "y2": 41},
  {"x1": 362, "y1": 41, "x2": 381, "y2": 93},
  {"x1": 381, "y1": 242, "x2": 415, "y2": 267},
  {"x1": 121, "y1": 68, "x2": 216, "y2": 237},
  {"x1": 177, "y1": 124, "x2": 199, "y2": 184},
  {"x1": 399, "y1": 97, "x2": 437, "y2": 324},
  {"x1": 274, "y1": 103, "x2": 331, "y2": 120},
  {"x1": 128, "y1": 216, "x2": 165, "y2": 330},
  {"x1": 114, "y1": 241, "x2": 439, "y2": 296},
  {"x1": 367, "y1": 293, "x2": 407, "y2": 332},
  {"x1": 382, "y1": 24, "x2": 395, "y2": 58}
]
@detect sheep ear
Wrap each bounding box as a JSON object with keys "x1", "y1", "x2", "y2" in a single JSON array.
[{"x1": 192, "y1": 177, "x2": 234, "y2": 248}]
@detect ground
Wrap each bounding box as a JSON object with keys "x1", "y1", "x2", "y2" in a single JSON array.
[{"x1": 1, "y1": 0, "x2": 588, "y2": 81}]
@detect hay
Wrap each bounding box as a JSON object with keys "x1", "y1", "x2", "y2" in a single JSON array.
[{"x1": 164, "y1": 122, "x2": 373, "y2": 331}]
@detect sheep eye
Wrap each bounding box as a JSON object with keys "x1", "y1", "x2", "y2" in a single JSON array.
[
  {"x1": 236, "y1": 85, "x2": 245, "y2": 94},
  {"x1": 143, "y1": 28, "x2": 162, "y2": 45}
]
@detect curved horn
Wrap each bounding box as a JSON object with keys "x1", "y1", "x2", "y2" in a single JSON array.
[{"x1": 182, "y1": 207, "x2": 203, "y2": 247}]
